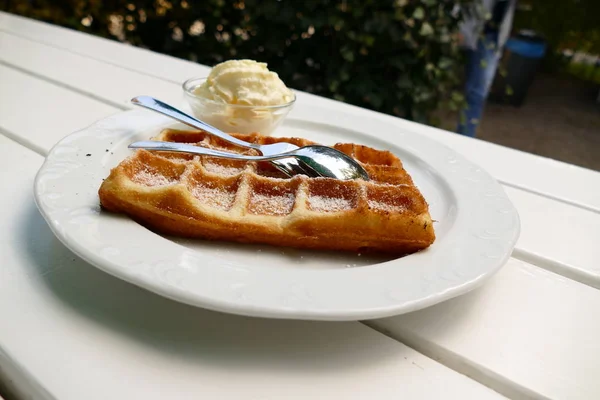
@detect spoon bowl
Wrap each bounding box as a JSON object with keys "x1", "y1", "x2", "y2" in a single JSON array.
[{"x1": 291, "y1": 146, "x2": 370, "y2": 181}]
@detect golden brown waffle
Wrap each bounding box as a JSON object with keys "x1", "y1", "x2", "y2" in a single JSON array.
[{"x1": 98, "y1": 129, "x2": 435, "y2": 254}]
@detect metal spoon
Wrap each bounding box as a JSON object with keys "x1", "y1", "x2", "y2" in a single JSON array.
[
  {"x1": 129, "y1": 141, "x2": 370, "y2": 181},
  {"x1": 131, "y1": 96, "x2": 313, "y2": 178}
]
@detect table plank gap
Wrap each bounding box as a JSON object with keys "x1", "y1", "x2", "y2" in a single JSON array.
[
  {"x1": 0, "y1": 126, "x2": 46, "y2": 157},
  {"x1": 369, "y1": 258, "x2": 600, "y2": 400},
  {"x1": 0, "y1": 62, "x2": 120, "y2": 155},
  {"x1": 0, "y1": 11, "x2": 208, "y2": 84},
  {"x1": 501, "y1": 180, "x2": 600, "y2": 215},
  {"x1": 503, "y1": 186, "x2": 600, "y2": 287},
  {"x1": 361, "y1": 320, "x2": 544, "y2": 400},
  {"x1": 511, "y1": 248, "x2": 600, "y2": 290},
  {"x1": 0, "y1": 344, "x2": 54, "y2": 400},
  {"x1": 0, "y1": 31, "x2": 183, "y2": 108},
  {"x1": 0, "y1": 58, "x2": 128, "y2": 111},
  {"x1": 0, "y1": 25, "x2": 185, "y2": 86}
]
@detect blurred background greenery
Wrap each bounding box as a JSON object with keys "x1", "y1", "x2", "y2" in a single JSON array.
[
  {"x1": 1, "y1": 0, "x2": 599, "y2": 125},
  {"x1": 1, "y1": 0, "x2": 474, "y2": 125}
]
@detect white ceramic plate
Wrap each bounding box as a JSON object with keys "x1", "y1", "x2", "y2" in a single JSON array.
[{"x1": 34, "y1": 107, "x2": 519, "y2": 321}]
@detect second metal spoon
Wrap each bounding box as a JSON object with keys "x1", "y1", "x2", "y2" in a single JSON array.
[{"x1": 131, "y1": 96, "x2": 313, "y2": 178}]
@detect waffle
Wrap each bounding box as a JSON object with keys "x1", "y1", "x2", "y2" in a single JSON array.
[{"x1": 98, "y1": 129, "x2": 435, "y2": 254}]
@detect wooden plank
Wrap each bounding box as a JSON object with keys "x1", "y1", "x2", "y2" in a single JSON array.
[
  {"x1": 0, "y1": 11, "x2": 210, "y2": 84},
  {"x1": 2, "y1": 11, "x2": 599, "y2": 213},
  {"x1": 0, "y1": 135, "x2": 505, "y2": 399},
  {"x1": 369, "y1": 258, "x2": 600, "y2": 400},
  {"x1": 0, "y1": 31, "x2": 182, "y2": 108},
  {"x1": 0, "y1": 63, "x2": 119, "y2": 154},
  {"x1": 505, "y1": 186, "x2": 600, "y2": 288}
]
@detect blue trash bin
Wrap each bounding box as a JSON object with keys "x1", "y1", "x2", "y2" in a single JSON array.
[{"x1": 491, "y1": 31, "x2": 547, "y2": 106}]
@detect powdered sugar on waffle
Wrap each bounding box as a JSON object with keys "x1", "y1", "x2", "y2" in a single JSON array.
[
  {"x1": 132, "y1": 169, "x2": 176, "y2": 187},
  {"x1": 309, "y1": 195, "x2": 353, "y2": 212},
  {"x1": 191, "y1": 185, "x2": 236, "y2": 210},
  {"x1": 203, "y1": 162, "x2": 245, "y2": 176},
  {"x1": 251, "y1": 193, "x2": 295, "y2": 215},
  {"x1": 368, "y1": 199, "x2": 406, "y2": 212}
]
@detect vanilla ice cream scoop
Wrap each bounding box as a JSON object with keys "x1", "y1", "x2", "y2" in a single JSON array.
[
  {"x1": 183, "y1": 59, "x2": 295, "y2": 135},
  {"x1": 193, "y1": 59, "x2": 294, "y2": 106}
]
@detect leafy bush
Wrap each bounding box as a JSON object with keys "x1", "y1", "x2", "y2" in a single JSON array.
[
  {"x1": 515, "y1": 0, "x2": 600, "y2": 54},
  {"x1": 3, "y1": 0, "x2": 472, "y2": 124},
  {"x1": 510, "y1": 0, "x2": 600, "y2": 74}
]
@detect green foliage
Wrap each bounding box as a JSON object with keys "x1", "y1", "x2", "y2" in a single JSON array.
[
  {"x1": 2, "y1": 0, "x2": 473, "y2": 124},
  {"x1": 524, "y1": 0, "x2": 600, "y2": 53},
  {"x1": 514, "y1": 0, "x2": 600, "y2": 71},
  {"x1": 566, "y1": 60, "x2": 600, "y2": 85}
]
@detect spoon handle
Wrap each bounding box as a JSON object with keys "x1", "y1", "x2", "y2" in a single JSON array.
[
  {"x1": 130, "y1": 96, "x2": 259, "y2": 150},
  {"x1": 129, "y1": 141, "x2": 293, "y2": 162}
]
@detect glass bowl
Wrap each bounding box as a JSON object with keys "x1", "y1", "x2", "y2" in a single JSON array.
[{"x1": 182, "y1": 77, "x2": 296, "y2": 136}]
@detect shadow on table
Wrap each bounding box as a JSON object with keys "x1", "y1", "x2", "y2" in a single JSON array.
[{"x1": 19, "y1": 204, "x2": 402, "y2": 372}]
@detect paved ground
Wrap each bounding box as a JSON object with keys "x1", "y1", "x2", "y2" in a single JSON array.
[{"x1": 475, "y1": 73, "x2": 599, "y2": 171}]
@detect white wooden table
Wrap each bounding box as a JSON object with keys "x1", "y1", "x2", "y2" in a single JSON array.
[{"x1": 1, "y1": 12, "x2": 600, "y2": 400}]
